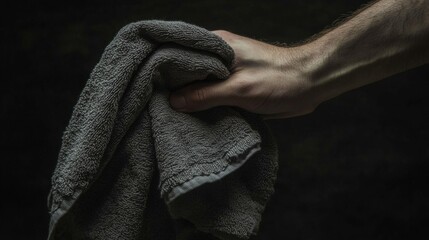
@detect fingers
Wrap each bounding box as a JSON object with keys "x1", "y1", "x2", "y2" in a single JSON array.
[
  {"x1": 169, "y1": 80, "x2": 237, "y2": 112},
  {"x1": 212, "y1": 30, "x2": 235, "y2": 42},
  {"x1": 169, "y1": 30, "x2": 234, "y2": 112}
]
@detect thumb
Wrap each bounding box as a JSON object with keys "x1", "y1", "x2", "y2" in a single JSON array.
[{"x1": 169, "y1": 80, "x2": 234, "y2": 112}]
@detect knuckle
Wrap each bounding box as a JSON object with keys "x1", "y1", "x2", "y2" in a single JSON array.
[
  {"x1": 212, "y1": 30, "x2": 230, "y2": 35},
  {"x1": 188, "y1": 88, "x2": 206, "y2": 105},
  {"x1": 212, "y1": 30, "x2": 234, "y2": 39}
]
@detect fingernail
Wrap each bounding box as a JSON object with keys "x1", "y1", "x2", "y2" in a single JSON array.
[{"x1": 170, "y1": 94, "x2": 186, "y2": 109}]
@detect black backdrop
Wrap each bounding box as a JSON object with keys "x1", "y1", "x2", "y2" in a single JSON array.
[{"x1": 3, "y1": 0, "x2": 429, "y2": 239}]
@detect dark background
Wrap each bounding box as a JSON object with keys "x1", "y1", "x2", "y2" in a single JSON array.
[{"x1": 3, "y1": 0, "x2": 429, "y2": 239}]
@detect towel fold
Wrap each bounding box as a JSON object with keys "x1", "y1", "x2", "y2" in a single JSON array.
[{"x1": 48, "y1": 20, "x2": 278, "y2": 240}]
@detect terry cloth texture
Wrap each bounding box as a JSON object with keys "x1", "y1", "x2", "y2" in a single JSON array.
[{"x1": 48, "y1": 20, "x2": 278, "y2": 240}]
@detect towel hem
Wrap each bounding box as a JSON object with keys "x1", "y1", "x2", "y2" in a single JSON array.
[
  {"x1": 48, "y1": 191, "x2": 80, "y2": 240},
  {"x1": 165, "y1": 135, "x2": 261, "y2": 204}
]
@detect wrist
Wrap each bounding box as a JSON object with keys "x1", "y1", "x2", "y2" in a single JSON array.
[
  {"x1": 278, "y1": 42, "x2": 336, "y2": 109},
  {"x1": 293, "y1": 37, "x2": 351, "y2": 106}
]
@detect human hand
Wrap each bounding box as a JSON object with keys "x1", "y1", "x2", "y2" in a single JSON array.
[
  {"x1": 169, "y1": 30, "x2": 321, "y2": 119},
  {"x1": 170, "y1": 0, "x2": 429, "y2": 119}
]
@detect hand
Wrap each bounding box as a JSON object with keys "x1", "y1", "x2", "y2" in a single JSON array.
[
  {"x1": 169, "y1": 30, "x2": 321, "y2": 119},
  {"x1": 169, "y1": 0, "x2": 429, "y2": 120}
]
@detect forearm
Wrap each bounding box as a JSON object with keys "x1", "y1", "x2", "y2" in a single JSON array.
[
  {"x1": 296, "y1": 0, "x2": 429, "y2": 103},
  {"x1": 170, "y1": 0, "x2": 428, "y2": 118}
]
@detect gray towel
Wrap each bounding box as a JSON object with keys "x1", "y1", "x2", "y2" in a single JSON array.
[{"x1": 48, "y1": 20, "x2": 278, "y2": 240}]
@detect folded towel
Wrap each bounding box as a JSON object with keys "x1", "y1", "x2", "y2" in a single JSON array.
[{"x1": 48, "y1": 20, "x2": 278, "y2": 240}]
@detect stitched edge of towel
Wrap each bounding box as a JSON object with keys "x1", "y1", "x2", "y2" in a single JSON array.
[
  {"x1": 165, "y1": 134, "x2": 261, "y2": 204},
  {"x1": 47, "y1": 191, "x2": 79, "y2": 240}
]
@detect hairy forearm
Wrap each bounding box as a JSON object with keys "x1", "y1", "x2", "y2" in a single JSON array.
[
  {"x1": 169, "y1": 0, "x2": 428, "y2": 118},
  {"x1": 297, "y1": 0, "x2": 429, "y2": 103}
]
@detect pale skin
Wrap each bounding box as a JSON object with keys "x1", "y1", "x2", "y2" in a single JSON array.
[{"x1": 169, "y1": 0, "x2": 429, "y2": 119}]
